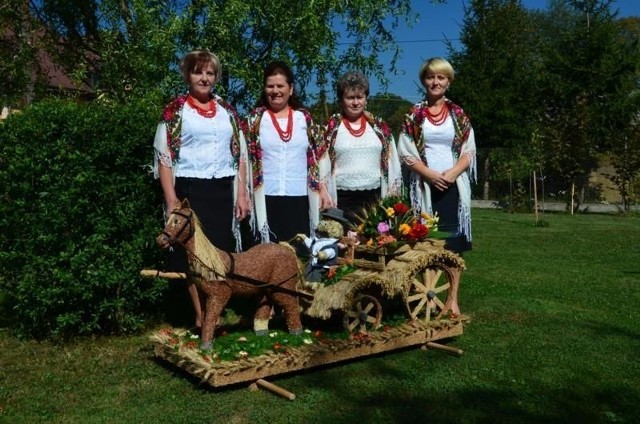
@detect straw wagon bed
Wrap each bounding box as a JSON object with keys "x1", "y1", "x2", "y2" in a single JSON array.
[{"x1": 145, "y1": 238, "x2": 468, "y2": 397}]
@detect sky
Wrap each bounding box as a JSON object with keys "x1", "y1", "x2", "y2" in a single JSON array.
[{"x1": 364, "y1": 0, "x2": 640, "y2": 103}]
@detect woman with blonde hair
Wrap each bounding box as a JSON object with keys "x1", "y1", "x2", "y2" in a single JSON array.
[{"x1": 398, "y1": 57, "x2": 476, "y2": 316}]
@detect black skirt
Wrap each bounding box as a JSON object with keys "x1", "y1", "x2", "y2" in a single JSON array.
[
  {"x1": 169, "y1": 176, "x2": 235, "y2": 273},
  {"x1": 265, "y1": 195, "x2": 310, "y2": 242},
  {"x1": 336, "y1": 188, "x2": 379, "y2": 226},
  {"x1": 430, "y1": 183, "x2": 472, "y2": 254}
]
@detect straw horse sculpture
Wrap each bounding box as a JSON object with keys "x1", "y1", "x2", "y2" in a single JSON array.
[{"x1": 156, "y1": 199, "x2": 303, "y2": 349}]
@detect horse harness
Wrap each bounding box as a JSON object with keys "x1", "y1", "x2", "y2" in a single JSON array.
[{"x1": 166, "y1": 209, "x2": 313, "y2": 300}]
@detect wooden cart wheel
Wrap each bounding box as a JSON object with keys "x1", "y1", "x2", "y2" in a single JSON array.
[
  {"x1": 405, "y1": 266, "x2": 451, "y2": 322},
  {"x1": 343, "y1": 294, "x2": 382, "y2": 333}
]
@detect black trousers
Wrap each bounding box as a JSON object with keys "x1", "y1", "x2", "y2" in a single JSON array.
[
  {"x1": 169, "y1": 176, "x2": 235, "y2": 273},
  {"x1": 265, "y1": 195, "x2": 310, "y2": 242}
]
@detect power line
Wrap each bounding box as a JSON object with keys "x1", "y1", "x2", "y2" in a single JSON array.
[{"x1": 338, "y1": 38, "x2": 460, "y2": 46}]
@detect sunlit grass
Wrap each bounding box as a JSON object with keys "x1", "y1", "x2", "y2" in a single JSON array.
[{"x1": 1, "y1": 209, "x2": 639, "y2": 423}]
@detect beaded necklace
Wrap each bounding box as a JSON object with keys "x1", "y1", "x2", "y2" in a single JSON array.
[
  {"x1": 342, "y1": 115, "x2": 367, "y2": 137},
  {"x1": 426, "y1": 103, "x2": 448, "y2": 126},
  {"x1": 267, "y1": 108, "x2": 293, "y2": 142},
  {"x1": 186, "y1": 95, "x2": 217, "y2": 118}
]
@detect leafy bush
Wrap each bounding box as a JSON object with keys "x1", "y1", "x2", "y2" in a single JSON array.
[{"x1": 0, "y1": 98, "x2": 168, "y2": 339}]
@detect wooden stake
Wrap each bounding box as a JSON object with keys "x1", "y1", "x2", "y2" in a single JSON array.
[
  {"x1": 423, "y1": 342, "x2": 463, "y2": 356},
  {"x1": 533, "y1": 170, "x2": 539, "y2": 223},
  {"x1": 140, "y1": 269, "x2": 186, "y2": 279},
  {"x1": 571, "y1": 182, "x2": 575, "y2": 215},
  {"x1": 255, "y1": 379, "x2": 296, "y2": 400}
]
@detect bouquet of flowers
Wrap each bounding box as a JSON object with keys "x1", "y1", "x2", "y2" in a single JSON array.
[{"x1": 353, "y1": 195, "x2": 440, "y2": 250}]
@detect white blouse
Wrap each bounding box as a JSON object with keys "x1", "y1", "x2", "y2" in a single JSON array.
[
  {"x1": 423, "y1": 116, "x2": 455, "y2": 173},
  {"x1": 260, "y1": 110, "x2": 309, "y2": 196},
  {"x1": 333, "y1": 123, "x2": 382, "y2": 191},
  {"x1": 174, "y1": 103, "x2": 236, "y2": 179}
]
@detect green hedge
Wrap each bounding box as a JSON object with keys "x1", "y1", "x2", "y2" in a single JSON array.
[{"x1": 0, "y1": 98, "x2": 168, "y2": 339}]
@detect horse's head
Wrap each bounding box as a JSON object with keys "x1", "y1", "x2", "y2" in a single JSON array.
[{"x1": 156, "y1": 199, "x2": 195, "y2": 249}]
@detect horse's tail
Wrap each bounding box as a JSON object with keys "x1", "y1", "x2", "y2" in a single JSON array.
[{"x1": 278, "y1": 241, "x2": 305, "y2": 289}]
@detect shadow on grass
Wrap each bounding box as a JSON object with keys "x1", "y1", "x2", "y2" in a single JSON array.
[{"x1": 285, "y1": 354, "x2": 639, "y2": 424}]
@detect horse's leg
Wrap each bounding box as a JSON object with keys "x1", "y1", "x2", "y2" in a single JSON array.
[
  {"x1": 187, "y1": 281, "x2": 203, "y2": 329},
  {"x1": 253, "y1": 294, "x2": 272, "y2": 336},
  {"x1": 200, "y1": 282, "x2": 231, "y2": 350},
  {"x1": 272, "y1": 289, "x2": 303, "y2": 335}
]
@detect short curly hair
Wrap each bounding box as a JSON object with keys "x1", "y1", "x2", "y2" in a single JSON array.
[{"x1": 336, "y1": 71, "x2": 370, "y2": 100}]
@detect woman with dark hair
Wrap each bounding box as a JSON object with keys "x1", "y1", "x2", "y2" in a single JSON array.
[
  {"x1": 320, "y1": 71, "x2": 402, "y2": 221},
  {"x1": 245, "y1": 61, "x2": 332, "y2": 242},
  {"x1": 153, "y1": 49, "x2": 251, "y2": 330}
]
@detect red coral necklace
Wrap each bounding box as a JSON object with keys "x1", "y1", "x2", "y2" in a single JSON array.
[
  {"x1": 267, "y1": 108, "x2": 293, "y2": 142},
  {"x1": 187, "y1": 95, "x2": 217, "y2": 118},
  {"x1": 426, "y1": 103, "x2": 448, "y2": 126},
  {"x1": 342, "y1": 115, "x2": 367, "y2": 137}
]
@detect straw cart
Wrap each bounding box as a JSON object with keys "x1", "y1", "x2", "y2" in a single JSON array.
[
  {"x1": 299, "y1": 237, "x2": 465, "y2": 331},
  {"x1": 143, "y1": 238, "x2": 467, "y2": 397}
]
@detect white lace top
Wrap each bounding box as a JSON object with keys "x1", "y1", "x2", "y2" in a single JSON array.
[
  {"x1": 260, "y1": 110, "x2": 309, "y2": 196},
  {"x1": 174, "y1": 103, "x2": 236, "y2": 178},
  {"x1": 333, "y1": 123, "x2": 382, "y2": 191},
  {"x1": 423, "y1": 116, "x2": 455, "y2": 173}
]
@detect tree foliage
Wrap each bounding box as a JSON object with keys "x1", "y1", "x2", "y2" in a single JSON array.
[
  {"x1": 448, "y1": 0, "x2": 542, "y2": 202},
  {"x1": 450, "y1": 0, "x2": 640, "y2": 208},
  {"x1": 535, "y1": 0, "x2": 640, "y2": 208},
  {"x1": 6, "y1": 0, "x2": 417, "y2": 109}
]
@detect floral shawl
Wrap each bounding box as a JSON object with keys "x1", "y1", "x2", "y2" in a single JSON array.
[
  {"x1": 154, "y1": 94, "x2": 244, "y2": 169},
  {"x1": 320, "y1": 111, "x2": 402, "y2": 204},
  {"x1": 244, "y1": 106, "x2": 323, "y2": 242},
  {"x1": 152, "y1": 94, "x2": 251, "y2": 251},
  {"x1": 397, "y1": 98, "x2": 476, "y2": 242}
]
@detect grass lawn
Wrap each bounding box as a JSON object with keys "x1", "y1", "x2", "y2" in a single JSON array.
[{"x1": 1, "y1": 209, "x2": 639, "y2": 423}]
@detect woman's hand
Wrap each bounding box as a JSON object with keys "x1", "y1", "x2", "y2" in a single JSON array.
[
  {"x1": 423, "y1": 168, "x2": 450, "y2": 192},
  {"x1": 441, "y1": 168, "x2": 460, "y2": 186},
  {"x1": 165, "y1": 198, "x2": 180, "y2": 215},
  {"x1": 235, "y1": 188, "x2": 251, "y2": 220},
  {"x1": 319, "y1": 185, "x2": 335, "y2": 210}
]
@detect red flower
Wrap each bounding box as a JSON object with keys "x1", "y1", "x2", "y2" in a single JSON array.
[
  {"x1": 393, "y1": 202, "x2": 409, "y2": 215},
  {"x1": 409, "y1": 223, "x2": 429, "y2": 240}
]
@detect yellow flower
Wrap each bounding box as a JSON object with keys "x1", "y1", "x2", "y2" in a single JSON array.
[
  {"x1": 366, "y1": 238, "x2": 374, "y2": 246},
  {"x1": 357, "y1": 223, "x2": 365, "y2": 232},
  {"x1": 421, "y1": 211, "x2": 440, "y2": 228},
  {"x1": 386, "y1": 207, "x2": 395, "y2": 217},
  {"x1": 398, "y1": 223, "x2": 411, "y2": 235}
]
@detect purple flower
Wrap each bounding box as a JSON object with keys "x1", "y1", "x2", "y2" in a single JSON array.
[{"x1": 377, "y1": 222, "x2": 390, "y2": 234}]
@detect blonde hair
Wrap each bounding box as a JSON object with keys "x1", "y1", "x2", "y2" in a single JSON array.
[{"x1": 419, "y1": 57, "x2": 455, "y2": 86}]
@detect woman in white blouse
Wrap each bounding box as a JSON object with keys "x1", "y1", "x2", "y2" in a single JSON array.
[
  {"x1": 321, "y1": 71, "x2": 402, "y2": 222},
  {"x1": 397, "y1": 57, "x2": 477, "y2": 316},
  {"x1": 153, "y1": 50, "x2": 251, "y2": 330},
  {"x1": 245, "y1": 61, "x2": 332, "y2": 243}
]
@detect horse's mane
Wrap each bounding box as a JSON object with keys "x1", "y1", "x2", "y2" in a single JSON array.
[{"x1": 189, "y1": 211, "x2": 227, "y2": 280}]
